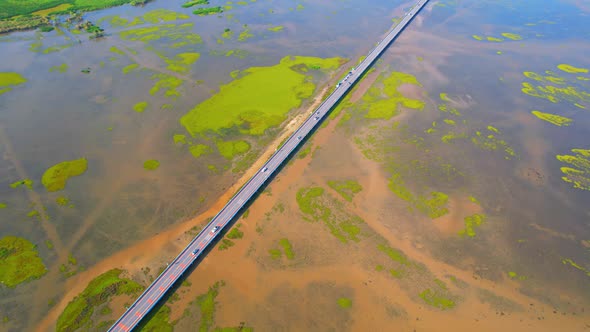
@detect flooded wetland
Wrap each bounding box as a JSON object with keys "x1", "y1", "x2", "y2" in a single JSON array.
[{"x1": 0, "y1": 0, "x2": 589, "y2": 331}]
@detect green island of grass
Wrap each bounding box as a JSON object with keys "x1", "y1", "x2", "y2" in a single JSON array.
[
  {"x1": 180, "y1": 55, "x2": 344, "y2": 137},
  {"x1": 56, "y1": 269, "x2": 143, "y2": 332},
  {"x1": 143, "y1": 159, "x2": 160, "y2": 170},
  {"x1": 0, "y1": 236, "x2": 47, "y2": 287},
  {"x1": 327, "y1": 179, "x2": 363, "y2": 202},
  {"x1": 41, "y1": 158, "x2": 88, "y2": 192},
  {"x1": 0, "y1": 72, "x2": 27, "y2": 95}
]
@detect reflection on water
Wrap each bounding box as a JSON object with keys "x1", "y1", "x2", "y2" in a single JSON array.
[{"x1": 0, "y1": 0, "x2": 589, "y2": 330}]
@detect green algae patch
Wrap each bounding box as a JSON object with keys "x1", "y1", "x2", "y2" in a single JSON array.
[
  {"x1": 189, "y1": 144, "x2": 212, "y2": 159},
  {"x1": 56, "y1": 269, "x2": 143, "y2": 332},
  {"x1": 174, "y1": 134, "x2": 188, "y2": 145},
  {"x1": 217, "y1": 140, "x2": 250, "y2": 160},
  {"x1": 120, "y1": 23, "x2": 202, "y2": 46},
  {"x1": 416, "y1": 192, "x2": 449, "y2": 219},
  {"x1": 180, "y1": 55, "x2": 344, "y2": 137},
  {"x1": 41, "y1": 158, "x2": 88, "y2": 192},
  {"x1": 327, "y1": 179, "x2": 362, "y2": 202},
  {"x1": 521, "y1": 67, "x2": 590, "y2": 108},
  {"x1": 226, "y1": 225, "x2": 244, "y2": 240},
  {"x1": 0, "y1": 203, "x2": 6, "y2": 209},
  {"x1": 561, "y1": 258, "x2": 590, "y2": 277},
  {"x1": 140, "y1": 305, "x2": 174, "y2": 331},
  {"x1": 49, "y1": 63, "x2": 68, "y2": 73},
  {"x1": 337, "y1": 297, "x2": 352, "y2": 309},
  {"x1": 296, "y1": 187, "x2": 326, "y2": 216},
  {"x1": 109, "y1": 46, "x2": 125, "y2": 55},
  {"x1": 0, "y1": 72, "x2": 27, "y2": 95},
  {"x1": 458, "y1": 213, "x2": 486, "y2": 237},
  {"x1": 378, "y1": 243, "x2": 410, "y2": 266},
  {"x1": 439, "y1": 92, "x2": 451, "y2": 102},
  {"x1": 531, "y1": 110, "x2": 572, "y2": 126},
  {"x1": 10, "y1": 179, "x2": 33, "y2": 189},
  {"x1": 419, "y1": 288, "x2": 455, "y2": 309},
  {"x1": 486, "y1": 36, "x2": 503, "y2": 42},
  {"x1": 557, "y1": 64, "x2": 589, "y2": 74},
  {"x1": 150, "y1": 73, "x2": 183, "y2": 98},
  {"x1": 267, "y1": 25, "x2": 284, "y2": 32},
  {"x1": 296, "y1": 186, "x2": 364, "y2": 243},
  {"x1": 238, "y1": 28, "x2": 254, "y2": 41},
  {"x1": 501, "y1": 32, "x2": 522, "y2": 40},
  {"x1": 193, "y1": 6, "x2": 223, "y2": 16},
  {"x1": 183, "y1": 0, "x2": 210, "y2": 8},
  {"x1": 388, "y1": 173, "x2": 449, "y2": 219},
  {"x1": 361, "y1": 71, "x2": 425, "y2": 120},
  {"x1": 556, "y1": 148, "x2": 590, "y2": 191},
  {"x1": 56, "y1": 196, "x2": 70, "y2": 206},
  {"x1": 507, "y1": 271, "x2": 527, "y2": 280},
  {"x1": 193, "y1": 281, "x2": 223, "y2": 332},
  {"x1": 278, "y1": 238, "x2": 295, "y2": 259},
  {"x1": 134, "y1": 101, "x2": 148, "y2": 113},
  {"x1": 122, "y1": 63, "x2": 139, "y2": 74},
  {"x1": 163, "y1": 52, "x2": 200, "y2": 73},
  {"x1": 472, "y1": 35, "x2": 483, "y2": 41},
  {"x1": 0, "y1": 236, "x2": 47, "y2": 287},
  {"x1": 221, "y1": 28, "x2": 233, "y2": 39},
  {"x1": 143, "y1": 159, "x2": 160, "y2": 170},
  {"x1": 142, "y1": 9, "x2": 189, "y2": 23}
]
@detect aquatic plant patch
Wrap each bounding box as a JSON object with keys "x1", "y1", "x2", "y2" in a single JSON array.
[
  {"x1": 41, "y1": 158, "x2": 88, "y2": 192},
  {"x1": 521, "y1": 65, "x2": 590, "y2": 109},
  {"x1": 327, "y1": 180, "x2": 363, "y2": 202},
  {"x1": 556, "y1": 148, "x2": 590, "y2": 191},
  {"x1": 0, "y1": 72, "x2": 27, "y2": 95},
  {"x1": 56, "y1": 269, "x2": 143, "y2": 332},
  {"x1": 531, "y1": 110, "x2": 572, "y2": 126},
  {"x1": 296, "y1": 186, "x2": 364, "y2": 243},
  {"x1": 0, "y1": 236, "x2": 47, "y2": 287}
]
